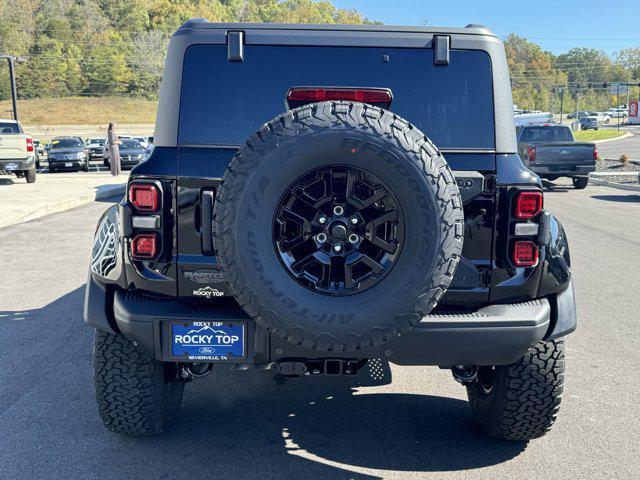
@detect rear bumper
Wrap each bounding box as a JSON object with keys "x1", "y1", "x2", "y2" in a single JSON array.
[
  {"x1": 0, "y1": 157, "x2": 35, "y2": 172},
  {"x1": 530, "y1": 163, "x2": 595, "y2": 177},
  {"x1": 84, "y1": 272, "x2": 576, "y2": 367}
]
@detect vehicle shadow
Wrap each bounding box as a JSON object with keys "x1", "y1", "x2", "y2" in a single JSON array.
[
  {"x1": 0, "y1": 177, "x2": 16, "y2": 185},
  {"x1": 0, "y1": 287, "x2": 527, "y2": 480},
  {"x1": 591, "y1": 194, "x2": 640, "y2": 203}
]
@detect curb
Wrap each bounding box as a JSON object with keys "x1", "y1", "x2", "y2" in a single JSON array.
[
  {"x1": 588, "y1": 176, "x2": 640, "y2": 192},
  {"x1": 13, "y1": 183, "x2": 126, "y2": 226}
]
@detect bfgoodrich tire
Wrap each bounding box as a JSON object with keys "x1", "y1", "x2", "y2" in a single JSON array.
[
  {"x1": 93, "y1": 330, "x2": 184, "y2": 435},
  {"x1": 466, "y1": 339, "x2": 565, "y2": 441},
  {"x1": 213, "y1": 101, "x2": 464, "y2": 352}
]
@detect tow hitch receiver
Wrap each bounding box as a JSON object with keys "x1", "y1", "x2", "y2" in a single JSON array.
[{"x1": 278, "y1": 359, "x2": 365, "y2": 376}]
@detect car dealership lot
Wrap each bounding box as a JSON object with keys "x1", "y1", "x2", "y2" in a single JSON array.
[{"x1": 0, "y1": 182, "x2": 638, "y2": 480}]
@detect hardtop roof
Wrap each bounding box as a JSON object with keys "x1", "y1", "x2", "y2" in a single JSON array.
[{"x1": 176, "y1": 19, "x2": 497, "y2": 38}]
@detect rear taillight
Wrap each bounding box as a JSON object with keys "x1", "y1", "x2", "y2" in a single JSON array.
[
  {"x1": 26, "y1": 137, "x2": 34, "y2": 153},
  {"x1": 526, "y1": 146, "x2": 536, "y2": 163},
  {"x1": 131, "y1": 233, "x2": 157, "y2": 259},
  {"x1": 593, "y1": 146, "x2": 598, "y2": 161},
  {"x1": 129, "y1": 183, "x2": 159, "y2": 212},
  {"x1": 512, "y1": 240, "x2": 539, "y2": 267},
  {"x1": 514, "y1": 191, "x2": 543, "y2": 220},
  {"x1": 287, "y1": 87, "x2": 393, "y2": 108}
]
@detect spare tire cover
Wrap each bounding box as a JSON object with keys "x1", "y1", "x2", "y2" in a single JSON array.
[{"x1": 213, "y1": 101, "x2": 463, "y2": 352}]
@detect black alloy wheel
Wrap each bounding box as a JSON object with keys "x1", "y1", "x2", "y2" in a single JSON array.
[{"x1": 273, "y1": 166, "x2": 404, "y2": 295}]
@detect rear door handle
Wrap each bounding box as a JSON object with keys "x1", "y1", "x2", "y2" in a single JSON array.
[{"x1": 201, "y1": 190, "x2": 215, "y2": 255}]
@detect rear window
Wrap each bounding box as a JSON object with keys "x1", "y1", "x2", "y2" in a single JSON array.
[
  {"x1": 51, "y1": 138, "x2": 83, "y2": 149},
  {"x1": 178, "y1": 45, "x2": 495, "y2": 149},
  {"x1": 520, "y1": 126, "x2": 573, "y2": 143},
  {"x1": 0, "y1": 122, "x2": 21, "y2": 134}
]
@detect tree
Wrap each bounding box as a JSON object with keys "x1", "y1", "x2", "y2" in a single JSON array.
[{"x1": 504, "y1": 34, "x2": 566, "y2": 111}]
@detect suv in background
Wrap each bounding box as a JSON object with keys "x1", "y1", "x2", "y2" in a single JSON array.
[
  {"x1": 579, "y1": 116, "x2": 599, "y2": 130},
  {"x1": 85, "y1": 21, "x2": 576, "y2": 442},
  {"x1": 47, "y1": 136, "x2": 89, "y2": 172},
  {"x1": 85, "y1": 138, "x2": 105, "y2": 158},
  {"x1": 0, "y1": 119, "x2": 36, "y2": 183}
]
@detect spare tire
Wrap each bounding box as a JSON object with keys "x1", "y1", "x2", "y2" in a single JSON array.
[{"x1": 213, "y1": 101, "x2": 463, "y2": 352}]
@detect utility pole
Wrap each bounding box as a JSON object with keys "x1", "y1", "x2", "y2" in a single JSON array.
[
  {"x1": 559, "y1": 86, "x2": 564, "y2": 125},
  {"x1": 617, "y1": 84, "x2": 620, "y2": 132},
  {"x1": 0, "y1": 54, "x2": 19, "y2": 121}
]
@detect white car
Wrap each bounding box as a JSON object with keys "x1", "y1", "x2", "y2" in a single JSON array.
[
  {"x1": 593, "y1": 112, "x2": 610, "y2": 123},
  {"x1": 607, "y1": 108, "x2": 628, "y2": 119}
]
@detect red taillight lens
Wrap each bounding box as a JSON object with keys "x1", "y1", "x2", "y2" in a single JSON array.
[
  {"x1": 287, "y1": 87, "x2": 393, "y2": 106},
  {"x1": 526, "y1": 146, "x2": 536, "y2": 162},
  {"x1": 513, "y1": 240, "x2": 539, "y2": 267},
  {"x1": 26, "y1": 137, "x2": 34, "y2": 152},
  {"x1": 593, "y1": 146, "x2": 598, "y2": 161},
  {"x1": 131, "y1": 233, "x2": 157, "y2": 259},
  {"x1": 515, "y1": 191, "x2": 543, "y2": 220},
  {"x1": 129, "y1": 183, "x2": 159, "y2": 212}
]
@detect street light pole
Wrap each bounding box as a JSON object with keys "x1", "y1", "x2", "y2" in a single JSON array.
[{"x1": 559, "y1": 86, "x2": 564, "y2": 125}]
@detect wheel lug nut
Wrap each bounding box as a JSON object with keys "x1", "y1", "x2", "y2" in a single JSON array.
[
  {"x1": 318, "y1": 215, "x2": 327, "y2": 224},
  {"x1": 350, "y1": 216, "x2": 358, "y2": 225},
  {"x1": 333, "y1": 205, "x2": 344, "y2": 216},
  {"x1": 316, "y1": 233, "x2": 327, "y2": 244},
  {"x1": 348, "y1": 234, "x2": 359, "y2": 244},
  {"x1": 333, "y1": 243, "x2": 342, "y2": 253}
]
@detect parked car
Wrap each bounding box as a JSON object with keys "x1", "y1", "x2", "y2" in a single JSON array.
[
  {"x1": 579, "y1": 116, "x2": 599, "y2": 130},
  {"x1": 606, "y1": 108, "x2": 628, "y2": 120},
  {"x1": 103, "y1": 137, "x2": 145, "y2": 169},
  {"x1": 567, "y1": 111, "x2": 589, "y2": 119},
  {"x1": 517, "y1": 124, "x2": 597, "y2": 188},
  {"x1": 47, "y1": 136, "x2": 89, "y2": 172},
  {"x1": 86, "y1": 20, "x2": 576, "y2": 442},
  {"x1": 593, "y1": 112, "x2": 610, "y2": 123},
  {"x1": 0, "y1": 119, "x2": 36, "y2": 183},
  {"x1": 85, "y1": 138, "x2": 106, "y2": 158}
]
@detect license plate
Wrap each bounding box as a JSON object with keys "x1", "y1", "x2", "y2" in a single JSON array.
[
  {"x1": 171, "y1": 321, "x2": 245, "y2": 360},
  {"x1": 4, "y1": 162, "x2": 18, "y2": 171},
  {"x1": 65, "y1": 162, "x2": 72, "y2": 167}
]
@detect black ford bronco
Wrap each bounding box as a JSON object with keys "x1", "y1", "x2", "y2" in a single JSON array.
[{"x1": 85, "y1": 21, "x2": 576, "y2": 441}]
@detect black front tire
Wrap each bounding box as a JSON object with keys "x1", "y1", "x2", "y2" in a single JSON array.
[
  {"x1": 93, "y1": 330, "x2": 184, "y2": 436},
  {"x1": 573, "y1": 177, "x2": 589, "y2": 189},
  {"x1": 466, "y1": 339, "x2": 565, "y2": 441}
]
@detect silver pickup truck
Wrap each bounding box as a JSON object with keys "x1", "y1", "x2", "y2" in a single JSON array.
[
  {"x1": 0, "y1": 118, "x2": 36, "y2": 183},
  {"x1": 517, "y1": 124, "x2": 597, "y2": 189}
]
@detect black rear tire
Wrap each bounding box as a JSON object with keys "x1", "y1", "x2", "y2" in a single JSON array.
[
  {"x1": 25, "y1": 168, "x2": 36, "y2": 183},
  {"x1": 93, "y1": 330, "x2": 184, "y2": 436},
  {"x1": 466, "y1": 339, "x2": 565, "y2": 441},
  {"x1": 572, "y1": 177, "x2": 588, "y2": 189}
]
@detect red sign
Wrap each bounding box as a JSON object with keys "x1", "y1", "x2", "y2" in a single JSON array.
[{"x1": 630, "y1": 101, "x2": 639, "y2": 118}]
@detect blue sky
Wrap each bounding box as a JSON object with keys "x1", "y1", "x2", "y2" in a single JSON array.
[{"x1": 332, "y1": 0, "x2": 640, "y2": 55}]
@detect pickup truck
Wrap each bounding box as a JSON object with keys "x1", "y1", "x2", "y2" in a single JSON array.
[
  {"x1": 517, "y1": 124, "x2": 597, "y2": 189},
  {"x1": 0, "y1": 118, "x2": 36, "y2": 183}
]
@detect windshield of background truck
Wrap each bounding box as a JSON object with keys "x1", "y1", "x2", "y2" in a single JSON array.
[{"x1": 178, "y1": 45, "x2": 496, "y2": 150}]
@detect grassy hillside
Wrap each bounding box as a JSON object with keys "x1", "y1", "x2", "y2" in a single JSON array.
[{"x1": 0, "y1": 97, "x2": 157, "y2": 125}]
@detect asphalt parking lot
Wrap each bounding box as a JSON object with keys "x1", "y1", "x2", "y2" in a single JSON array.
[{"x1": 0, "y1": 180, "x2": 638, "y2": 479}]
